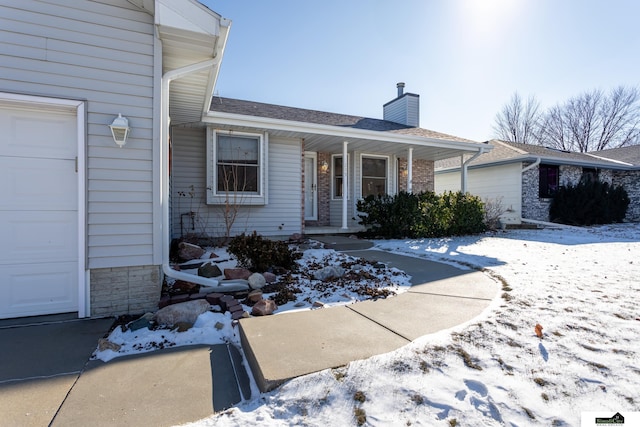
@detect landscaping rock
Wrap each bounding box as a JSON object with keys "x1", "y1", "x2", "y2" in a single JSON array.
[
  {"x1": 313, "y1": 265, "x2": 345, "y2": 281},
  {"x1": 251, "y1": 299, "x2": 277, "y2": 316},
  {"x1": 247, "y1": 290, "x2": 263, "y2": 303},
  {"x1": 219, "y1": 295, "x2": 236, "y2": 311},
  {"x1": 312, "y1": 300, "x2": 326, "y2": 308},
  {"x1": 262, "y1": 272, "x2": 276, "y2": 283},
  {"x1": 98, "y1": 338, "x2": 121, "y2": 352},
  {"x1": 154, "y1": 299, "x2": 210, "y2": 327},
  {"x1": 198, "y1": 262, "x2": 222, "y2": 278},
  {"x1": 128, "y1": 313, "x2": 154, "y2": 331},
  {"x1": 206, "y1": 292, "x2": 223, "y2": 305},
  {"x1": 224, "y1": 268, "x2": 252, "y2": 280},
  {"x1": 178, "y1": 242, "x2": 205, "y2": 260},
  {"x1": 172, "y1": 280, "x2": 199, "y2": 294},
  {"x1": 173, "y1": 322, "x2": 193, "y2": 332},
  {"x1": 248, "y1": 272, "x2": 266, "y2": 289}
]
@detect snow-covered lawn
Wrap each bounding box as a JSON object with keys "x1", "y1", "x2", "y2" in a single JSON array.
[{"x1": 182, "y1": 223, "x2": 640, "y2": 427}]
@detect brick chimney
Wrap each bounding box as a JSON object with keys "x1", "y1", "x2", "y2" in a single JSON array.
[{"x1": 383, "y1": 82, "x2": 419, "y2": 127}]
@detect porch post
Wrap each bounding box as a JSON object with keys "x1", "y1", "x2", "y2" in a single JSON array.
[
  {"x1": 460, "y1": 154, "x2": 466, "y2": 192},
  {"x1": 407, "y1": 147, "x2": 413, "y2": 193},
  {"x1": 342, "y1": 140, "x2": 349, "y2": 230}
]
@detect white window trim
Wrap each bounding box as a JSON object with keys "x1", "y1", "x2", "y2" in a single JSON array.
[
  {"x1": 360, "y1": 154, "x2": 390, "y2": 198},
  {"x1": 206, "y1": 128, "x2": 268, "y2": 205},
  {"x1": 331, "y1": 153, "x2": 350, "y2": 200}
]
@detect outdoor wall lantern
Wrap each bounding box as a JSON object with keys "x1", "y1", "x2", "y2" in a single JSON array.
[
  {"x1": 320, "y1": 160, "x2": 329, "y2": 173},
  {"x1": 109, "y1": 113, "x2": 130, "y2": 147}
]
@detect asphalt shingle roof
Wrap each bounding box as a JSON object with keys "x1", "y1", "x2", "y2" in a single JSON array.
[
  {"x1": 436, "y1": 140, "x2": 635, "y2": 170},
  {"x1": 209, "y1": 97, "x2": 477, "y2": 143},
  {"x1": 591, "y1": 145, "x2": 640, "y2": 166}
]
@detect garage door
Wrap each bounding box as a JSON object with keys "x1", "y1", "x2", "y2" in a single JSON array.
[{"x1": 0, "y1": 100, "x2": 79, "y2": 319}]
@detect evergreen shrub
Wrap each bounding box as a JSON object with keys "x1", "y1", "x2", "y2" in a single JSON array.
[
  {"x1": 228, "y1": 231, "x2": 301, "y2": 272},
  {"x1": 357, "y1": 191, "x2": 486, "y2": 238},
  {"x1": 549, "y1": 180, "x2": 629, "y2": 225}
]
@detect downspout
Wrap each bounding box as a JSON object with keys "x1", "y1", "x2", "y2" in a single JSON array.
[
  {"x1": 522, "y1": 157, "x2": 541, "y2": 173},
  {"x1": 406, "y1": 147, "x2": 413, "y2": 193},
  {"x1": 161, "y1": 59, "x2": 222, "y2": 287},
  {"x1": 461, "y1": 148, "x2": 485, "y2": 193}
]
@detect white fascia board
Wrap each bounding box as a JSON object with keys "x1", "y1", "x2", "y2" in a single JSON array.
[
  {"x1": 204, "y1": 111, "x2": 491, "y2": 153},
  {"x1": 438, "y1": 154, "x2": 633, "y2": 173},
  {"x1": 155, "y1": 0, "x2": 221, "y2": 36}
]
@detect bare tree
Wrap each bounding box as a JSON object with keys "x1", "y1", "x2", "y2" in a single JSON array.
[
  {"x1": 492, "y1": 92, "x2": 541, "y2": 144},
  {"x1": 537, "y1": 86, "x2": 640, "y2": 152}
]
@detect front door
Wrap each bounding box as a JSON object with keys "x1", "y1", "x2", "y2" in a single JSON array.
[{"x1": 304, "y1": 152, "x2": 317, "y2": 221}]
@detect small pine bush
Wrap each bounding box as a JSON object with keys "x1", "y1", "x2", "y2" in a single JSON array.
[
  {"x1": 227, "y1": 231, "x2": 301, "y2": 272},
  {"x1": 549, "y1": 180, "x2": 629, "y2": 225}
]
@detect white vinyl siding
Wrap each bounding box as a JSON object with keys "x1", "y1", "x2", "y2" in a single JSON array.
[
  {"x1": 0, "y1": 0, "x2": 157, "y2": 269},
  {"x1": 435, "y1": 163, "x2": 523, "y2": 219},
  {"x1": 171, "y1": 127, "x2": 302, "y2": 238}
]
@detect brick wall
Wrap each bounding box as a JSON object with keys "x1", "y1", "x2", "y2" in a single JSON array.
[
  {"x1": 398, "y1": 158, "x2": 434, "y2": 193},
  {"x1": 90, "y1": 265, "x2": 161, "y2": 316}
]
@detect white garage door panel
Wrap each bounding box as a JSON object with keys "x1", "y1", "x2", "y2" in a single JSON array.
[
  {"x1": 0, "y1": 104, "x2": 77, "y2": 159},
  {"x1": 0, "y1": 262, "x2": 78, "y2": 319},
  {"x1": 0, "y1": 157, "x2": 77, "y2": 210},
  {"x1": 0, "y1": 211, "x2": 77, "y2": 263},
  {"x1": 0, "y1": 98, "x2": 79, "y2": 319}
]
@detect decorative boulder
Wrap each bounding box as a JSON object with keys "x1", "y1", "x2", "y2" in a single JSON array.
[
  {"x1": 313, "y1": 265, "x2": 345, "y2": 281},
  {"x1": 198, "y1": 262, "x2": 222, "y2": 278},
  {"x1": 224, "y1": 268, "x2": 252, "y2": 280},
  {"x1": 251, "y1": 299, "x2": 277, "y2": 316},
  {"x1": 154, "y1": 299, "x2": 210, "y2": 327},
  {"x1": 248, "y1": 272, "x2": 266, "y2": 290},
  {"x1": 178, "y1": 242, "x2": 205, "y2": 261}
]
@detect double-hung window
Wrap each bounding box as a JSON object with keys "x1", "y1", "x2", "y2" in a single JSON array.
[
  {"x1": 207, "y1": 130, "x2": 266, "y2": 205},
  {"x1": 361, "y1": 156, "x2": 388, "y2": 197},
  {"x1": 332, "y1": 154, "x2": 349, "y2": 199},
  {"x1": 539, "y1": 164, "x2": 559, "y2": 198}
]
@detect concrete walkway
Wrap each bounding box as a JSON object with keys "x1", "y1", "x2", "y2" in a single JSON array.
[
  {"x1": 0, "y1": 236, "x2": 499, "y2": 425},
  {"x1": 239, "y1": 235, "x2": 499, "y2": 392}
]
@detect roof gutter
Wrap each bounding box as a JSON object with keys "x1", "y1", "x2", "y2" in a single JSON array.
[
  {"x1": 521, "y1": 157, "x2": 541, "y2": 173},
  {"x1": 205, "y1": 111, "x2": 487, "y2": 152}
]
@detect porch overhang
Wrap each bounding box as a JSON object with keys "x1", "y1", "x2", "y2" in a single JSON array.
[
  {"x1": 203, "y1": 111, "x2": 491, "y2": 160},
  {"x1": 131, "y1": 0, "x2": 231, "y2": 124}
]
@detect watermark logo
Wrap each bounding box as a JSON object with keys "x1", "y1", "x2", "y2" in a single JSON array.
[
  {"x1": 582, "y1": 412, "x2": 640, "y2": 426},
  {"x1": 595, "y1": 412, "x2": 624, "y2": 424}
]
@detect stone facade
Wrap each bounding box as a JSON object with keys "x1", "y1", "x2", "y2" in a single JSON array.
[
  {"x1": 613, "y1": 170, "x2": 640, "y2": 222},
  {"x1": 522, "y1": 163, "x2": 618, "y2": 222},
  {"x1": 90, "y1": 265, "x2": 161, "y2": 317},
  {"x1": 521, "y1": 165, "x2": 550, "y2": 221}
]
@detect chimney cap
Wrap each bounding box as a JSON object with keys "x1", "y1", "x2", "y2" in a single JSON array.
[{"x1": 396, "y1": 82, "x2": 405, "y2": 97}]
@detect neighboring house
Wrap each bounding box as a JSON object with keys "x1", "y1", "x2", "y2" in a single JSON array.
[
  {"x1": 0, "y1": 1, "x2": 488, "y2": 320},
  {"x1": 0, "y1": 0, "x2": 229, "y2": 319},
  {"x1": 435, "y1": 140, "x2": 640, "y2": 224},
  {"x1": 169, "y1": 84, "x2": 490, "y2": 240},
  {"x1": 591, "y1": 145, "x2": 640, "y2": 221}
]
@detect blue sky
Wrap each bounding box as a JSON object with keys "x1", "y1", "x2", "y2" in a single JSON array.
[{"x1": 201, "y1": 0, "x2": 640, "y2": 142}]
